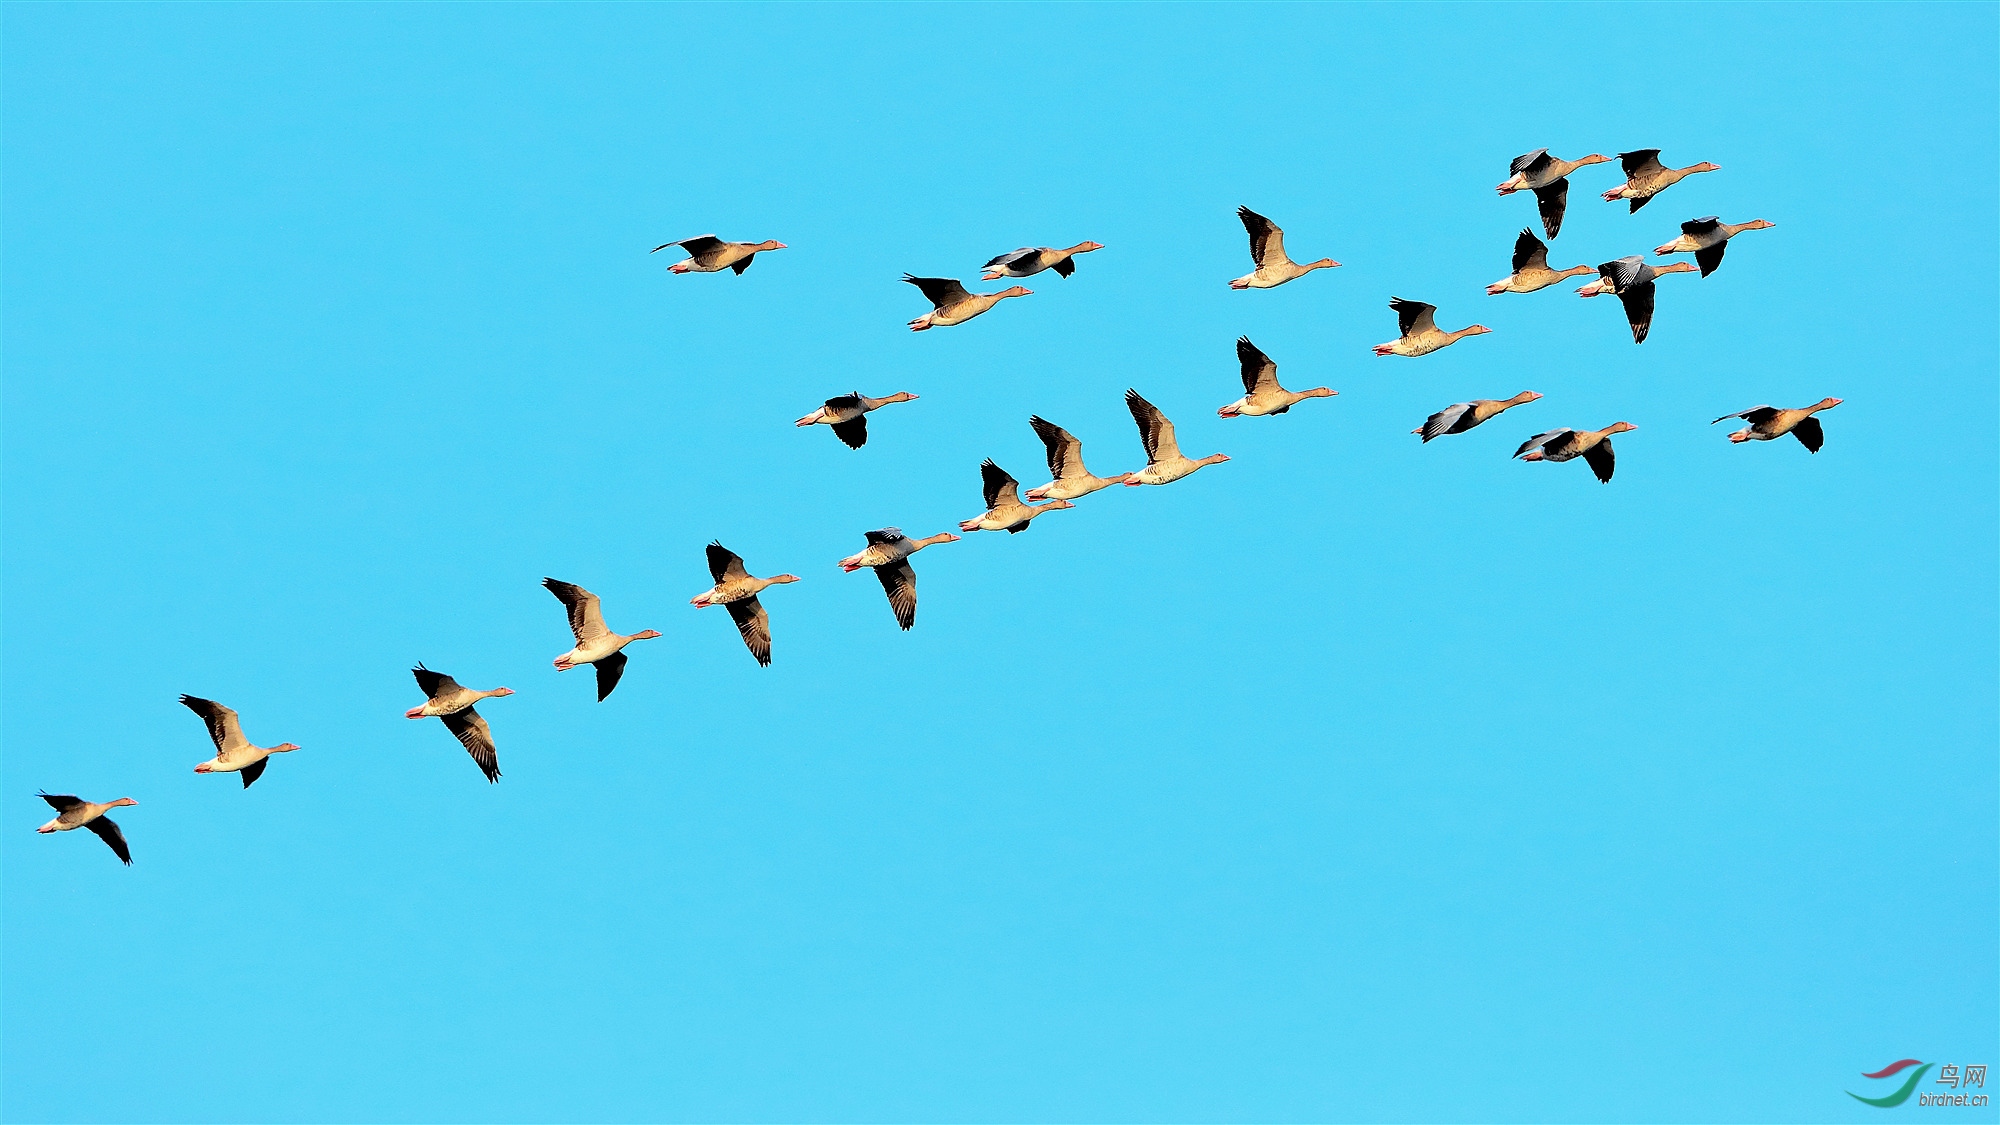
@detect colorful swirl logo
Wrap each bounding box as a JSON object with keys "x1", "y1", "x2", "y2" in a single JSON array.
[{"x1": 1848, "y1": 1059, "x2": 1933, "y2": 1108}]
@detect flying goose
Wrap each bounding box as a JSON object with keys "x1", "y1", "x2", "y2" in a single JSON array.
[
  {"x1": 960, "y1": 460, "x2": 1074, "y2": 533},
  {"x1": 903, "y1": 275, "x2": 1030, "y2": 331},
  {"x1": 1487, "y1": 229, "x2": 1597, "y2": 295},
  {"x1": 36, "y1": 793, "x2": 136, "y2": 865},
  {"x1": 1414, "y1": 392, "x2": 1543, "y2": 442},
  {"x1": 180, "y1": 695, "x2": 299, "y2": 788},
  {"x1": 1123, "y1": 390, "x2": 1228, "y2": 486},
  {"x1": 1218, "y1": 337, "x2": 1335, "y2": 417},
  {"x1": 1372, "y1": 299, "x2": 1492, "y2": 357},
  {"x1": 1023, "y1": 416, "x2": 1131, "y2": 500},
  {"x1": 837, "y1": 528, "x2": 960, "y2": 631},
  {"x1": 1576, "y1": 256, "x2": 1697, "y2": 343},
  {"x1": 983, "y1": 242, "x2": 1104, "y2": 280},
  {"x1": 1712, "y1": 399, "x2": 1841, "y2": 452},
  {"x1": 1495, "y1": 149, "x2": 1612, "y2": 238},
  {"x1": 651, "y1": 235, "x2": 787, "y2": 274},
  {"x1": 405, "y1": 664, "x2": 513, "y2": 783},
  {"x1": 543, "y1": 579, "x2": 662, "y2": 701},
  {"x1": 1230, "y1": 207, "x2": 1338, "y2": 289},
  {"x1": 1602, "y1": 150, "x2": 1720, "y2": 212},
  {"x1": 1655, "y1": 216, "x2": 1775, "y2": 276},
  {"x1": 1514, "y1": 422, "x2": 1637, "y2": 483},
  {"x1": 690, "y1": 542, "x2": 800, "y2": 667},
  {"x1": 796, "y1": 391, "x2": 919, "y2": 449}
]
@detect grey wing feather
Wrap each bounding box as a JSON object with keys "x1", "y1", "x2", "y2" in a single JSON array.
[
  {"x1": 903, "y1": 275, "x2": 972, "y2": 309},
  {"x1": 1237, "y1": 206, "x2": 1279, "y2": 266},
  {"x1": 1712, "y1": 406, "x2": 1777, "y2": 424},
  {"x1": 1532, "y1": 179, "x2": 1570, "y2": 239},
  {"x1": 1582, "y1": 439, "x2": 1616, "y2": 483},
  {"x1": 863, "y1": 527, "x2": 906, "y2": 547},
  {"x1": 592, "y1": 651, "x2": 628, "y2": 702},
  {"x1": 875, "y1": 561, "x2": 918, "y2": 630},
  {"x1": 39, "y1": 792, "x2": 83, "y2": 812},
  {"x1": 85, "y1": 816, "x2": 131, "y2": 864},
  {"x1": 1236, "y1": 336, "x2": 1278, "y2": 394},
  {"x1": 441, "y1": 707, "x2": 501, "y2": 783},
  {"x1": 706, "y1": 541, "x2": 748, "y2": 584},
  {"x1": 239, "y1": 757, "x2": 268, "y2": 789},
  {"x1": 1420, "y1": 403, "x2": 1476, "y2": 443},
  {"x1": 412, "y1": 663, "x2": 461, "y2": 700},
  {"x1": 829, "y1": 417, "x2": 868, "y2": 448},
  {"x1": 1511, "y1": 229, "x2": 1549, "y2": 274},
  {"x1": 1792, "y1": 417, "x2": 1825, "y2": 453},
  {"x1": 724, "y1": 596, "x2": 772, "y2": 666},
  {"x1": 1516, "y1": 429, "x2": 1572, "y2": 458},
  {"x1": 1390, "y1": 298, "x2": 1437, "y2": 337},
  {"x1": 979, "y1": 459, "x2": 1019, "y2": 510},
  {"x1": 1029, "y1": 415, "x2": 1079, "y2": 479},
  {"x1": 983, "y1": 248, "x2": 1039, "y2": 269},
  {"x1": 1619, "y1": 149, "x2": 1664, "y2": 177}
]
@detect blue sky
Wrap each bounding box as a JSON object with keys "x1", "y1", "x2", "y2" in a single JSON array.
[{"x1": 3, "y1": 4, "x2": 1995, "y2": 1123}]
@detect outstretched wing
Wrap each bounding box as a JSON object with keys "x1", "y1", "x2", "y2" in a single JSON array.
[
  {"x1": 411, "y1": 663, "x2": 462, "y2": 701},
  {"x1": 1597, "y1": 256, "x2": 1646, "y2": 291},
  {"x1": 1420, "y1": 403, "x2": 1475, "y2": 443},
  {"x1": 1390, "y1": 298, "x2": 1437, "y2": 338},
  {"x1": 980, "y1": 459, "x2": 1020, "y2": 510},
  {"x1": 85, "y1": 816, "x2": 132, "y2": 865},
  {"x1": 903, "y1": 274, "x2": 972, "y2": 310},
  {"x1": 863, "y1": 527, "x2": 907, "y2": 547},
  {"x1": 1125, "y1": 389, "x2": 1180, "y2": 463},
  {"x1": 1694, "y1": 242, "x2": 1727, "y2": 277},
  {"x1": 706, "y1": 541, "x2": 748, "y2": 585},
  {"x1": 653, "y1": 235, "x2": 723, "y2": 260},
  {"x1": 1511, "y1": 229, "x2": 1550, "y2": 274},
  {"x1": 1792, "y1": 417, "x2": 1825, "y2": 453},
  {"x1": 543, "y1": 579, "x2": 609, "y2": 645},
  {"x1": 1050, "y1": 256, "x2": 1076, "y2": 278},
  {"x1": 1712, "y1": 406, "x2": 1778, "y2": 425},
  {"x1": 239, "y1": 758, "x2": 269, "y2": 789},
  {"x1": 1237, "y1": 206, "x2": 1286, "y2": 267},
  {"x1": 1516, "y1": 429, "x2": 1572, "y2": 458},
  {"x1": 729, "y1": 255, "x2": 755, "y2": 275},
  {"x1": 830, "y1": 416, "x2": 868, "y2": 449},
  {"x1": 441, "y1": 707, "x2": 500, "y2": 783},
  {"x1": 592, "y1": 651, "x2": 628, "y2": 702},
  {"x1": 1681, "y1": 216, "x2": 1722, "y2": 236},
  {"x1": 725, "y1": 596, "x2": 772, "y2": 666},
  {"x1": 1029, "y1": 415, "x2": 1084, "y2": 481},
  {"x1": 1532, "y1": 179, "x2": 1570, "y2": 239},
  {"x1": 1618, "y1": 149, "x2": 1664, "y2": 178},
  {"x1": 875, "y1": 560, "x2": 918, "y2": 631},
  {"x1": 39, "y1": 792, "x2": 84, "y2": 813},
  {"x1": 983, "y1": 247, "x2": 1039, "y2": 270},
  {"x1": 1236, "y1": 336, "x2": 1279, "y2": 394},
  {"x1": 1617, "y1": 281, "x2": 1657, "y2": 344},
  {"x1": 1582, "y1": 439, "x2": 1617, "y2": 483},
  {"x1": 179, "y1": 695, "x2": 246, "y2": 754},
  {"x1": 1510, "y1": 148, "x2": 1551, "y2": 177}
]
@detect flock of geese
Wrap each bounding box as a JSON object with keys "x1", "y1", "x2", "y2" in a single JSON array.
[{"x1": 35, "y1": 146, "x2": 1840, "y2": 866}]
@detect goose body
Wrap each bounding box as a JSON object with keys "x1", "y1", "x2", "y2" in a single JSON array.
[
  {"x1": 180, "y1": 695, "x2": 299, "y2": 788},
  {"x1": 838, "y1": 528, "x2": 960, "y2": 631},
  {"x1": 1488, "y1": 229, "x2": 1597, "y2": 295},
  {"x1": 1415, "y1": 391, "x2": 1543, "y2": 442},
  {"x1": 1655, "y1": 216, "x2": 1775, "y2": 276},
  {"x1": 1576, "y1": 256, "x2": 1697, "y2": 343},
  {"x1": 1023, "y1": 416, "x2": 1130, "y2": 500},
  {"x1": 1602, "y1": 150, "x2": 1720, "y2": 212},
  {"x1": 1712, "y1": 398, "x2": 1841, "y2": 451},
  {"x1": 1218, "y1": 336, "x2": 1335, "y2": 417},
  {"x1": 1123, "y1": 389, "x2": 1228, "y2": 486},
  {"x1": 405, "y1": 664, "x2": 513, "y2": 783},
  {"x1": 903, "y1": 275, "x2": 1030, "y2": 330},
  {"x1": 1372, "y1": 298, "x2": 1492, "y2": 357},
  {"x1": 36, "y1": 793, "x2": 137, "y2": 864},
  {"x1": 1229, "y1": 207, "x2": 1338, "y2": 289},
  {"x1": 960, "y1": 460, "x2": 1074, "y2": 533},
  {"x1": 690, "y1": 542, "x2": 800, "y2": 666},
  {"x1": 1495, "y1": 149, "x2": 1612, "y2": 238},
  {"x1": 796, "y1": 391, "x2": 919, "y2": 449},
  {"x1": 544, "y1": 579, "x2": 662, "y2": 701},
  {"x1": 982, "y1": 242, "x2": 1103, "y2": 280},
  {"x1": 1515, "y1": 422, "x2": 1637, "y2": 482},
  {"x1": 651, "y1": 235, "x2": 787, "y2": 274}
]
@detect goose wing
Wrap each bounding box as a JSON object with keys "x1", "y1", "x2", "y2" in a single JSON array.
[
  {"x1": 706, "y1": 542, "x2": 748, "y2": 585},
  {"x1": 1694, "y1": 241, "x2": 1727, "y2": 277},
  {"x1": 980, "y1": 459, "x2": 1021, "y2": 510},
  {"x1": 983, "y1": 248, "x2": 1039, "y2": 270},
  {"x1": 1420, "y1": 403, "x2": 1476, "y2": 443},
  {"x1": 1510, "y1": 149, "x2": 1551, "y2": 177},
  {"x1": 179, "y1": 695, "x2": 247, "y2": 754},
  {"x1": 1029, "y1": 415, "x2": 1086, "y2": 481},
  {"x1": 1712, "y1": 406, "x2": 1779, "y2": 425},
  {"x1": 592, "y1": 651, "x2": 628, "y2": 702},
  {"x1": 1050, "y1": 255, "x2": 1076, "y2": 278},
  {"x1": 1681, "y1": 215, "x2": 1722, "y2": 237},
  {"x1": 875, "y1": 560, "x2": 918, "y2": 630},
  {"x1": 863, "y1": 527, "x2": 907, "y2": 547},
  {"x1": 239, "y1": 757, "x2": 268, "y2": 789},
  {"x1": 1616, "y1": 281, "x2": 1657, "y2": 344},
  {"x1": 1597, "y1": 257, "x2": 1646, "y2": 291},
  {"x1": 85, "y1": 816, "x2": 131, "y2": 864},
  {"x1": 1390, "y1": 298, "x2": 1438, "y2": 338},
  {"x1": 39, "y1": 792, "x2": 84, "y2": 813},
  {"x1": 411, "y1": 663, "x2": 463, "y2": 701},
  {"x1": 830, "y1": 416, "x2": 868, "y2": 448},
  {"x1": 1511, "y1": 229, "x2": 1550, "y2": 274},
  {"x1": 441, "y1": 707, "x2": 500, "y2": 782},
  {"x1": 903, "y1": 275, "x2": 972, "y2": 310},
  {"x1": 1619, "y1": 149, "x2": 1665, "y2": 178},
  {"x1": 543, "y1": 579, "x2": 610, "y2": 645},
  {"x1": 1532, "y1": 179, "x2": 1570, "y2": 239},
  {"x1": 1236, "y1": 336, "x2": 1279, "y2": 394},
  {"x1": 724, "y1": 596, "x2": 772, "y2": 666},
  {"x1": 1792, "y1": 417, "x2": 1825, "y2": 453},
  {"x1": 653, "y1": 235, "x2": 724, "y2": 262},
  {"x1": 1516, "y1": 429, "x2": 1573, "y2": 458},
  {"x1": 1125, "y1": 389, "x2": 1181, "y2": 463},
  {"x1": 1237, "y1": 206, "x2": 1288, "y2": 267},
  {"x1": 1582, "y1": 438, "x2": 1617, "y2": 483}
]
